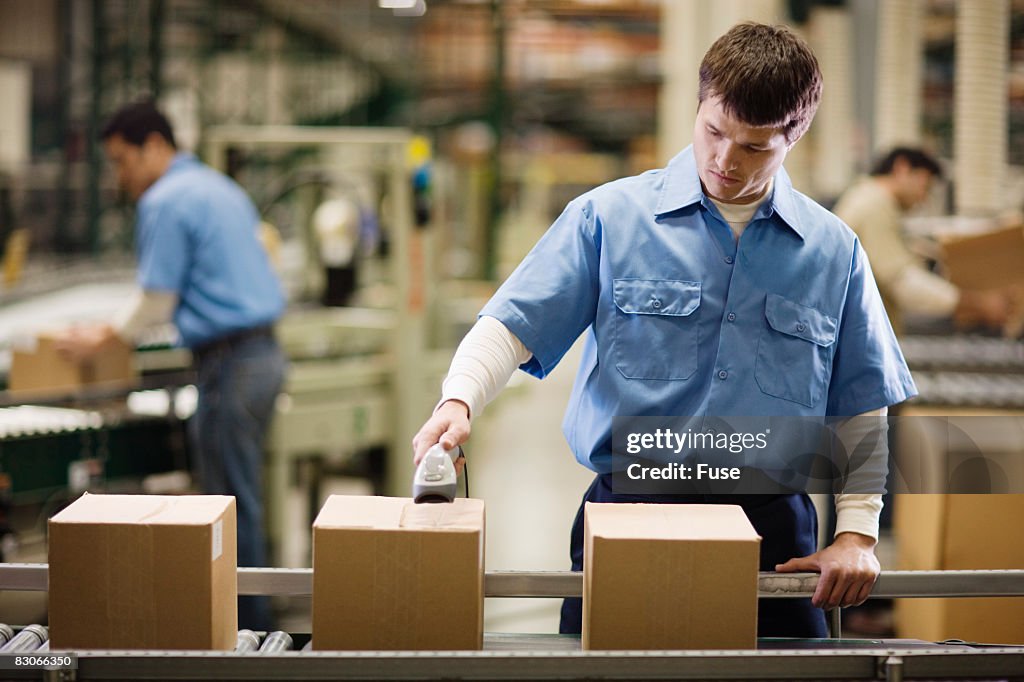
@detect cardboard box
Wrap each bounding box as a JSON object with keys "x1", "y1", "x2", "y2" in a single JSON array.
[
  {"x1": 48, "y1": 493, "x2": 237, "y2": 650},
  {"x1": 894, "y1": 406, "x2": 1024, "y2": 644},
  {"x1": 312, "y1": 495, "x2": 485, "y2": 651},
  {"x1": 940, "y1": 224, "x2": 1024, "y2": 291},
  {"x1": 583, "y1": 502, "x2": 760, "y2": 650},
  {"x1": 8, "y1": 332, "x2": 137, "y2": 398},
  {"x1": 894, "y1": 493, "x2": 1024, "y2": 644}
]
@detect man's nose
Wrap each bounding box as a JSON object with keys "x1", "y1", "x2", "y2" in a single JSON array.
[{"x1": 716, "y1": 143, "x2": 739, "y2": 172}]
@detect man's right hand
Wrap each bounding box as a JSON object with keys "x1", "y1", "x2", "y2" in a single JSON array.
[
  {"x1": 412, "y1": 399, "x2": 471, "y2": 467},
  {"x1": 954, "y1": 288, "x2": 1013, "y2": 332}
]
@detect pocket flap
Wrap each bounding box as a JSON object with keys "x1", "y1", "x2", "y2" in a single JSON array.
[
  {"x1": 613, "y1": 279, "x2": 701, "y2": 316},
  {"x1": 764, "y1": 293, "x2": 837, "y2": 346}
]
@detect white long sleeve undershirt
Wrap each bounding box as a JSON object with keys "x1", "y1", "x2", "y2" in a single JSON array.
[
  {"x1": 439, "y1": 316, "x2": 885, "y2": 541},
  {"x1": 440, "y1": 315, "x2": 532, "y2": 418},
  {"x1": 112, "y1": 288, "x2": 179, "y2": 342}
]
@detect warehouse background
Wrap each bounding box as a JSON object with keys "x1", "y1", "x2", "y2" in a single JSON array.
[{"x1": 0, "y1": 0, "x2": 1023, "y2": 641}]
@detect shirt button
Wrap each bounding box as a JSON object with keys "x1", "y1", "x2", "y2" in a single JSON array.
[
  {"x1": 652, "y1": 298, "x2": 662, "y2": 309},
  {"x1": 725, "y1": 256, "x2": 734, "y2": 265},
  {"x1": 718, "y1": 370, "x2": 728, "y2": 380},
  {"x1": 797, "y1": 323, "x2": 806, "y2": 332},
  {"x1": 727, "y1": 312, "x2": 736, "y2": 322}
]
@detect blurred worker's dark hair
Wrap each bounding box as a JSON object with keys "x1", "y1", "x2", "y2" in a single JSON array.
[
  {"x1": 698, "y1": 22, "x2": 822, "y2": 144},
  {"x1": 871, "y1": 147, "x2": 943, "y2": 180},
  {"x1": 100, "y1": 100, "x2": 177, "y2": 149}
]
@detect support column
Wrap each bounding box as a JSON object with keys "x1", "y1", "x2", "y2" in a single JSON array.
[
  {"x1": 657, "y1": 0, "x2": 711, "y2": 164},
  {"x1": 874, "y1": 0, "x2": 923, "y2": 152},
  {"x1": 808, "y1": 5, "x2": 854, "y2": 200},
  {"x1": 657, "y1": 0, "x2": 783, "y2": 164},
  {"x1": 954, "y1": 0, "x2": 1009, "y2": 216}
]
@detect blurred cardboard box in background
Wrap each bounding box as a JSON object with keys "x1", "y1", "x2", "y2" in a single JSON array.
[
  {"x1": 940, "y1": 224, "x2": 1024, "y2": 290},
  {"x1": 8, "y1": 331, "x2": 136, "y2": 398}
]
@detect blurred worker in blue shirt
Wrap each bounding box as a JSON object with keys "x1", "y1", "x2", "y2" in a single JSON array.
[
  {"x1": 413, "y1": 23, "x2": 917, "y2": 639},
  {"x1": 59, "y1": 101, "x2": 285, "y2": 631}
]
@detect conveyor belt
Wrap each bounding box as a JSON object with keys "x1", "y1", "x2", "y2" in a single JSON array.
[
  {"x1": 0, "y1": 630, "x2": 1021, "y2": 681},
  {"x1": 1, "y1": 566, "x2": 1022, "y2": 680},
  {"x1": 910, "y1": 371, "x2": 1024, "y2": 408},
  {"x1": 900, "y1": 335, "x2": 1024, "y2": 374},
  {"x1": 0, "y1": 390, "x2": 192, "y2": 505},
  {"x1": 898, "y1": 334, "x2": 1024, "y2": 409}
]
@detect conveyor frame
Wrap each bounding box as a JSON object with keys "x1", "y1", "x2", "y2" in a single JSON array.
[
  {"x1": 12, "y1": 643, "x2": 1024, "y2": 682},
  {"x1": 4, "y1": 564, "x2": 1024, "y2": 600}
]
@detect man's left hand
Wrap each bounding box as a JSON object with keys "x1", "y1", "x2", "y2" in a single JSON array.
[{"x1": 774, "y1": 532, "x2": 879, "y2": 609}]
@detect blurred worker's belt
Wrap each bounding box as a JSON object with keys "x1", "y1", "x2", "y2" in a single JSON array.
[{"x1": 192, "y1": 325, "x2": 275, "y2": 363}]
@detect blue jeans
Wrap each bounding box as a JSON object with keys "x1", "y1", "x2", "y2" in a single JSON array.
[
  {"x1": 191, "y1": 330, "x2": 285, "y2": 631},
  {"x1": 559, "y1": 474, "x2": 828, "y2": 639}
]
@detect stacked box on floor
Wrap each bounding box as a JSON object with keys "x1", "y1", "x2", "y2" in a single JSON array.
[
  {"x1": 48, "y1": 493, "x2": 237, "y2": 650},
  {"x1": 312, "y1": 495, "x2": 485, "y2": 650}
]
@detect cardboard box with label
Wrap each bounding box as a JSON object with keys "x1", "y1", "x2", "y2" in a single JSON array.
[
  {"x1": 48, "y1": 493, "x2": 237, "y2": 650},
  {"x1": 312, "y1": 495, "x2": 485, "y2": 651},
  {"x1": 583, "y1": 502, "x2": 761, "y2": 650},
  {"x1": 8, "y1": 331, "x2": 137, "y2": 398}
]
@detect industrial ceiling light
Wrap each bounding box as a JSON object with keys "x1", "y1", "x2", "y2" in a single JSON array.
[
  {"x1": 391, "y1": 0, "x2": 427, "y2": 16},
  {"x1": 378, "y1": 0, "x2": 426, "y2": 16}
]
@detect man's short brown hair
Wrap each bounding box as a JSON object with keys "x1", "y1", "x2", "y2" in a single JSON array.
[{"x1": 698, "y1": 22, "x2": 822, "y2": 144}]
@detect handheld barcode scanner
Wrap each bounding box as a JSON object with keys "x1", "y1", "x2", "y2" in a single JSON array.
[{"x1": 412, "y1": 443, "x2": 464, "y2": 503}]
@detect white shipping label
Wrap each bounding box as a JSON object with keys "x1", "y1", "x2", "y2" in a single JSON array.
[{"x1": 212, "y1": 519, "x2": 223, "y2": 561}]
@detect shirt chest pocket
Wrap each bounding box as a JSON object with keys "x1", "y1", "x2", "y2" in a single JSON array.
[
  {"x1": 754, "y1": 293, "x2": 837, "y2": 407},
  {"x1": 612, "y1": 278, "x2": 700, "y2": 380}
]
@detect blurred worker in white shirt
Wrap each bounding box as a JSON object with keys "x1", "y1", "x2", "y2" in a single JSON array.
[{"x1": 833, "y1": 147, "x2": 1013, "y2": 334}]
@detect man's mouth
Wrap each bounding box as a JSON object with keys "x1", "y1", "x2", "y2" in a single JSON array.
[{"x1": 711, "y1": 170, "x2": 738, "y2": 184}]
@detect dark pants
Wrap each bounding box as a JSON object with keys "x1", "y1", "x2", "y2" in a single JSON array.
[
  {"x1": 559, "y1": 474, "x2": 828, "y2": 639},
  {"x1": 192, "y1": 329, "x2": 286, "y2": 632}
]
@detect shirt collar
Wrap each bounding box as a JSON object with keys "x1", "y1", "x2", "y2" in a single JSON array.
[
  {"x1": 654, "y1": 145, "x2": 806, "y2": 240},
  {"x1": 142, "y1": 152, "x2": 196, "y2": 203},
  {"x1": 167, "y1": 151, "x2": 198, "y2": 174}
]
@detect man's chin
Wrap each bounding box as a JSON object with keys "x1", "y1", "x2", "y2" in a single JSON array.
[{"x1": 709, "y1": 187, "x2": 740, "y2": 203}]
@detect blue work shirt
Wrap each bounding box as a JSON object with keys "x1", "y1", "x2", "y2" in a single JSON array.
[
  {"x1": 480, "y1": 146, "x2": 917, "y2": 474},
  {"x1": 136, "y1": 153, "x2": 285, "y2": 348}
]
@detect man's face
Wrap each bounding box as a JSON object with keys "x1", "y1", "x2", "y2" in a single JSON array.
[
  {"x1": 693, "y1": 95, "x2": 791, "y2": 204},
  {"x1": 894, "y1": 167, "x2": 934, "y2": 211},
  {"x1": 103, "y1": 133, "x2": 162, "y2": 201}
]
